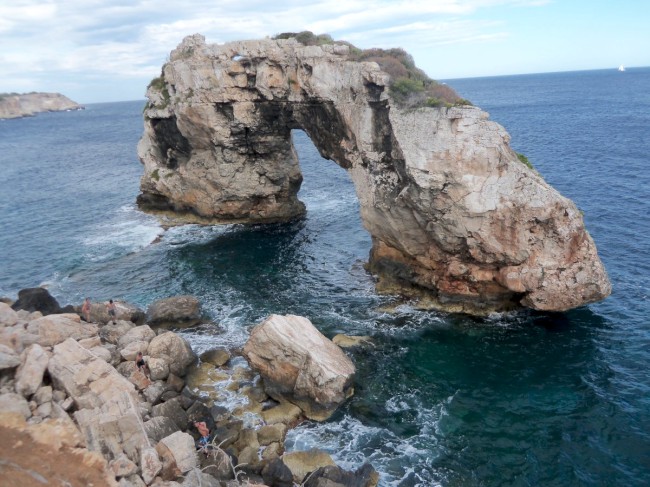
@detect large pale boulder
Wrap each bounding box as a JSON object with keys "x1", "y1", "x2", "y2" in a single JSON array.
[
  {"x1": 148, "y1": 332, "x2": 196, "y2": 376},
  {"x1": 118, "y1": 325, "x2": 157, "y2": 348},
  {"x1": 80, "y1": 300, "x2": 145, "y2": 325},
  {"x1": 100, "y1": 320, "x2": 136, "y2": 344},
  {"x1": 145, "y1": 296, "x2": 201, "y2": 325},
  {"x1": 0, "y1": 343, "x2": 20, "y2": 370},
  {"x1": 15, "y1": 343, "x2": 50, "y2": 397},
  {"x1": 155, "y1": 431, "x2": 198, "y2": 480},
  {"x1": 138, "y1": 33, "x2": 610, "y2": 314},
  {"x1": 0, "y1": 302, "x2": 19, "y2": 326},
  {"x1": 30, "y1": 313, "x2": 99, "y2": 347},
  {"x1": 243, "y1": 314, "x2": 355, "y2": 420}
]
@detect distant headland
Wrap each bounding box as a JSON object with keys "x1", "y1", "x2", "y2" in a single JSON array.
[{"x1": 0, "y1": 92, "x2": 84, "y2": 119}]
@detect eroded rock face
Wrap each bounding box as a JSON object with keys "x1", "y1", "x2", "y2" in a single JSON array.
[{"x1": 138, "y1": 34, "x2": 611, "y2": 314}]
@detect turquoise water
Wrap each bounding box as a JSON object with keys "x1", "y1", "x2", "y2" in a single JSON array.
[{"x1": 1, "y1": 68, "x2": 649, "y2": 486}]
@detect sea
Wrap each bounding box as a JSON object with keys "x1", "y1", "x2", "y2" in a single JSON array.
[{"x1": 1, "y1": 67, "x2": 649, "y2": 486}]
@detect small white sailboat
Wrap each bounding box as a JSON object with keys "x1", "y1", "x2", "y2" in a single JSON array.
[{"x1": 618, "y1": 65, "x2": 625, "y2": 72}]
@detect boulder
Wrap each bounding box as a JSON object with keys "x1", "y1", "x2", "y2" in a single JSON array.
[
  {"x1": 181, "y1": 470, "x2": 221, "y2": 487},
  {"x1": 0, "y1": 302, "x2": 19, "y2": 326},
  {"x1": 243, "y1": 315, "x2": 355, "y2": 420},
  {"x1": 148, "y1": 357, "x2": 170, "y2": 381},
  {"x1": 0, "y1": 392, "x2": 31, "y2": 419},
  {"x1": 145, "y1": 296, "x2": 201, "y2": 325},
  {"x1": 282, "y1": 449, "x2": 337, "y2": 485},
  {"x1": 0, "y1": 343, "x2": 20, "y2": 370},
  {"x1": 120, "y1": 340, "x2": 149, "y2": 361},
  {"x1": 15, "y1": 344, "x2": 50, "y2": 397},
  {"x1": 118, "y1": 325, "x2": 157, "y2": 348},
  {"x1": 148, "y1": 332, "x2": 196, "y2": 377},
  {"x1": 33, "y1": 385, "x2": 53, "y2": 405},
  {"x1": 155, "y1": 431, "x2": 198, "y2": 480},
  {"x1": 332, "y1": 335, "x2": 375, "y2": 350},
  {"x1": 152, "y1": 397, "x2": 188, "y2": 430},
  {"x1": 100, "y1": 320, "x2": 136, "y2": 344},
  {"x1": 141, "y1": 446, "x2": 163, "y2": 484},
  {"x1": 48, "y1": 338, "x2": 138, "y2": 409},
  {"x1": 30, "y1": 313, "x2": 99, "y2": 347},
  {"x1": 144, "y1": 415, "x2": 180, "y2": 444},
  {"x1": 110, "y1": 453, "x2": 139, "y2": 478},
  {"x1": 144, "y1": 381, "x2": 167, "y2": 405},
  {"x1": 90, "y1": 345, "x2": 113, "y2": 363},
  {"x1": 261, "y1": 458, "x2": 294, "y2": 487},
  {"x1": 257, "y1": 423, "x2": 286, "y2": 446},
  {"x1": 82, "y1": 300, "x2": 144, "y2": 325},
  {"x1": 303, "y1": 463, "x2": 379, "y2": 487},
  {"x1": 200, "y1": 348, "x2": 231, "y2": 366},
  {"x1": 11, "y1": 287, "x2": 61, "y2": 315}
]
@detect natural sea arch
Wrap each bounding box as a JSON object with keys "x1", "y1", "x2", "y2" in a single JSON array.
[{"x1": 137, "y1": 34, "x2": 611, "y2": 315}]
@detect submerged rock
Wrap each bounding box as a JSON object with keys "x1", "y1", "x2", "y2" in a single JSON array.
[
  {"x1": 138, "y1": 33, "x2": 611, "y2": 314},
  {"x1": 145, "y1": 296, "x2": 201, "y2": 326},
  {"x1": 243, "y1": 314, "x2": 355, "y2": 420}
]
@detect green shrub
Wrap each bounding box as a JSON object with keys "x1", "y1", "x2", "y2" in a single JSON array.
[
  {"x1": 146, "y1": 74, "x2": 170, "y2": 109},
  {"x1": 151, "y1": 169, "x2": 160, "y2": 181},
  {"x1": 516, "y1": 153, "x2": 534, "y2": 170}
]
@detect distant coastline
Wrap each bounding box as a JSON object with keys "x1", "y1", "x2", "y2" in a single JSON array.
[{"x1": 0, "y1": 92, "x2": 84, "y2": 119}]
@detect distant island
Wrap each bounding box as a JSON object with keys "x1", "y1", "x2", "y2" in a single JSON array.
[{"x1": 0, "y1": 92, "x2": 84, "y2": 119}]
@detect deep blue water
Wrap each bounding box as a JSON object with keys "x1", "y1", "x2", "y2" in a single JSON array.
[{"x1": 1, "y1": 68, "x2": 649, "y2": 486}]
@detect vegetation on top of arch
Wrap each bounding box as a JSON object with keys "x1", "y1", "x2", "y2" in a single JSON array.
[{"x1": 272, "y1": 31, "x2": 472, "y2": 109}]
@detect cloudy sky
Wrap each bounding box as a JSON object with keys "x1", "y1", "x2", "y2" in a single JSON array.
[{"x1": 1, "y1": 0, "x2": 647, "y2": 103}]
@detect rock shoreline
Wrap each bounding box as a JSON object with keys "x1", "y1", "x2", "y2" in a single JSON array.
[{"x1": 0, "y1": 289, "x2": 378, "y2": 487}]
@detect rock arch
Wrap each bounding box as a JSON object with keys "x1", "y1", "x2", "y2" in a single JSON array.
[{"x1": 137, "y1": 34, "x2": 611, "y2": 314}]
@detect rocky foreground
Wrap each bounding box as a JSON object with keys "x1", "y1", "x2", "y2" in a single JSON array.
[
  {"x1": 0, "y1": 92, "x2": 83, "y2": 119},
  {"x1": 0, "y1": 288, "x2": 377, "y2": 487}
]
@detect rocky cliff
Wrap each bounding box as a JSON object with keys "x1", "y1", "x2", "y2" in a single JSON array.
[
  {"x1": 138, "y1": 34, "x2": 611, "y2": 314},
  {"x1": 0, "y1": 92, "x2": 83, "y2": 119}
]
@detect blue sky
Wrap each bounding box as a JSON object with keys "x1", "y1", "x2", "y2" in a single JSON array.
[{"x1": 1, "y1": 0, "x2": 647, "y2": 104}]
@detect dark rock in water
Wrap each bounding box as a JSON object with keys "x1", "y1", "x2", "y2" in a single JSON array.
[
  {"x1": 145, "y1": 295, "x2": 201, "y2": 325},
  {"x1": 200, "y1": 348, "x2": 231, "y2": 366},
  {"x1": 304, "y1": 463, "x2": 379, "y2": 487},
  {"x1": 212, "y1": 419, "x2": 243, "y2": 450},
  {"x1": 59, "y1": 304, "x2": 77, "y2": 314},
  {"x1": 210, "y1": 404, "x2": 229, "y2": 423},
  {"x1": 261, "y1": 458, "x2": 294, "y2": 487},
  {"x1": 11, "y1": 288, "x2": 61, "y2": 315}
]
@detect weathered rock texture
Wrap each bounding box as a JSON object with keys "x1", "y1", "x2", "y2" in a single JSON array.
[
  {"x1": 0, "y1": 92, "x2": 83, "y2": 119},
  {"x1": 138, "y1": 34, "x2": 611, "y2": 314}
]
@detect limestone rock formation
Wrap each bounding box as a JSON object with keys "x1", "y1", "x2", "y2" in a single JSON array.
[
  {"x1": 243, "y1": 314, "x2": 355, "y2": 420},
  {"x1": 0, "y1": 92, "x2": 83, "y2": 119},
  {"x1": 138, "y1": 34, "x2": 611, "y2": 314}
]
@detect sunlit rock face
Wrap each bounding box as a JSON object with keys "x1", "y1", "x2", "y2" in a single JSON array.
[{"x1": 138, "y1": 34, "x2": 611, "y2": 314}]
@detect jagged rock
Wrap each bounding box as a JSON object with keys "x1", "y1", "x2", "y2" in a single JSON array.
[
  {"x1": 144, "y1": 381, "x2": 167, "y2": 404},
  {"x1": 282, "y1": 449, "x2": 337, "y2": 485},
  {"x1": 148, "y1": 332, "x2": 196, "y2": 377},
  {"x1": 260, "y1": 399, "x2": 302, "y2": 426},
  {"x1": 243, "y1": 314, "x2": 355, "y2": 421},
  {"x1": 110, "y1": 453, "x2": 139, "y2": 477},
  {"x1": 155, "y1": 431, "x2": 198, "y2": 480},
  {"x1": 200, "y1": 348, "x2": 231, "y2": 366},
  {"x1": 31, "y1": 313, "x2": 99, "y2": 347},
  {"x1": 0, "y1": 302, "x2": 19, "y2": 326},
  {"x1": 303, "y1": 463, "x2": 379, "y2": 487},
  {"x1": 141, "y1": 446, "x2": 163, "y2": 484},
  {"x1": 144, "y1": 415, "x2": 180, "y2": 444},
  {"x1": 0, "y1": 392, "x2": 31, "y2": 418},
  {"x1": 0, "y1": 343, "x2": 20, "y2": 370},
  {"x1": 11, "y1": 287, "x2": 62, "y2": 315},
  {"x1": 181, "y1": 469, "x2": 221, "y2": 487},
  {"x1": 15, "y1": 344, "x2": 50, "y2": 397},
  {"x1": 145, "y1": 296, "x2": 201, "y2": 325},
  {"x1": 138, "y1": 34, "x2": 610, "y2": 314}
]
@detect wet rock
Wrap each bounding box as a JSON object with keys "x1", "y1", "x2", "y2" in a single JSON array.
[
  {"x1": 261, "y1": 458, "x2": 293, "y2": 487},
  {"x1": 200, "y1": 348, "x2": 231, "y2": 366},
  {"x1": 282, "y1": 449, "x2": 337, "y2": 485},
  {"x1": 146, "y1": 296, "x2": 201, "y2": 326},
  {"x1": 303, "y1": 463, "x2": 379, "y2": 487},
  {"x1": 332, "y1": 334, "x2": 375, "y2": 350},
  {"x1": 257, "y1": 423, "x2": 286, "y2": 446},
  {"x1": 11, "y1": 287, "x2": 61, "y2": 315}
]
